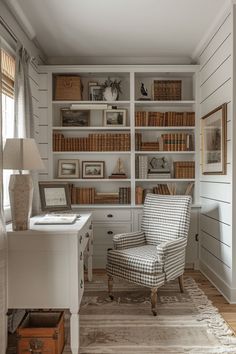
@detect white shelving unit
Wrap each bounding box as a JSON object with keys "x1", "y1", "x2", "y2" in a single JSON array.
[{"x1": 38, "y1": 64, "x2": 200, "y2": 269}]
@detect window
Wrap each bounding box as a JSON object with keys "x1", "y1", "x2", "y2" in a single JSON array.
[{"x1": 1, "y1": 49, "x2": 15, "y2": 209}]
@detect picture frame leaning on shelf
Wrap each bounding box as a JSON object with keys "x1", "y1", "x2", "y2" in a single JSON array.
[
  {"x1": 82, "y1": 161, "x2": 105, "y2": 179},
  {"x1": 103, "y1": 109, "x2": 126, "y2": 126},
  {"x1": 58, "y1": 159, "x2": 80, "y2": 178}
]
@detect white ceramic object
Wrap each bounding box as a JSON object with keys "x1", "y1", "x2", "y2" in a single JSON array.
[{"x1": 103, "y1": 87, "x2": 118, "y2": 101}]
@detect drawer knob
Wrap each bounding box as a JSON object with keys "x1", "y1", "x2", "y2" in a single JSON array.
[
  {"x1": 79, "y1": 235, "x2": 82, "y2": 244},
  {"x1": 107, "y1": 214, "x2": 113, "y2": 218},
  {"x1": 85, "y1": 232, "x2": 89, "y2": 238},
  {"x1": 107, "y1": 231, "x2": 113, "y2": 235}
]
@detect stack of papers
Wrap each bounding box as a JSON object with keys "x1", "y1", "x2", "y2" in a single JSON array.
[{"x1": 35, "y1": 214, "x2": 78, "y2": 225}]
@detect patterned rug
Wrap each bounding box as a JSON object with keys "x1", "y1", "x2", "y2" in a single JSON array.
[{"x1": 77, "y1": 274, "x2": 236, "y2": 354}]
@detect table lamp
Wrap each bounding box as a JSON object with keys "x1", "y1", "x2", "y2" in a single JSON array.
[{"x1": 3, "y1": 138, "x2": 44, "y2": 231}]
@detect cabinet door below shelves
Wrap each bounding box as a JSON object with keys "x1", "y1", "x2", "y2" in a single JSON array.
[{"x1": 93, "y1": 223, "x2": 131, "y2": 269}]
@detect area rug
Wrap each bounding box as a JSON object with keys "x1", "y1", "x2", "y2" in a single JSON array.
[{"x1": 76, "y1": 274, "x2": 236, "y2": 354}]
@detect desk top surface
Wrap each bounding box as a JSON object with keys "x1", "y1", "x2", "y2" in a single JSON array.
[{"x1": 7, "y1": 212, "x2": 92, "y2": 234}]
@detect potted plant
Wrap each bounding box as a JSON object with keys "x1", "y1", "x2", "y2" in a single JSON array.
[{"x1": 101, "y1": 77, "x2": 122, "y2": 101}]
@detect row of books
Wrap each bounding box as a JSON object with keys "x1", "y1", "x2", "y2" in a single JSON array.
[
  {"x1": 53, "y1": 133, "x2": 131, "y2": 151},
  {"x1": 135, "y1": 132, "x2": 193, "y2": 152},
  {"x1": 135, "y1": 183, "x2": 194, "y2": 204},
  {"x1": 174, "y1": 161, "x2": 195, "y2": 179},
  {"x1": 69, "y1": 185, "x2": 130, "y2": 204},
  {"x1": 135, "y1": 111, "x2": 195, "y2": 126},
  {"x1": 160, "y1": 133, "x2": 193, "y2": 151}
]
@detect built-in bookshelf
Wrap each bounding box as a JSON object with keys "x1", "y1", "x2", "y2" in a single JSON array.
[{"x1": 40, "y1": 65, "x2": 199, "y2": 207}]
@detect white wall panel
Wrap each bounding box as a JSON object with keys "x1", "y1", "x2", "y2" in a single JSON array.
[
  {"x1": 200, "y1": 214, "x2": 231, "y2": 246},
  {"x1": 200, "y1": 80, "x2": 231, "y2": 116},
  {"x1": 201, "y1": 231, "x2": 231, "y2": 267},
  {"x1": 200, "y1": 181, "x2": 231, "y2": 203},
  {"x1": 200, "y1": 197, "x2": 232, "y2": 225},
  {"x1": 199, "y1": 14, "x2": 231, "y2": 65}
]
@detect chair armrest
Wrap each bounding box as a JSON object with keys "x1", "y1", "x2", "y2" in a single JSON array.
[
  {"x1": 113, "y1": 231, "x2": 146, "y2": 250},
  {"x1": 156, "y1": 237, "x2": 187, "y2": 264}
]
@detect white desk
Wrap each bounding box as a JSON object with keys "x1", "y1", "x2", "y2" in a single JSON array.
[{"x1": 7, "y1": 212, "x2": 93, "y2": 354}]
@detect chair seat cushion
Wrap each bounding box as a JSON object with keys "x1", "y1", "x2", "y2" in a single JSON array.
[{"x1": 107, "y1": 245, "x2": 163, "y2": 274}]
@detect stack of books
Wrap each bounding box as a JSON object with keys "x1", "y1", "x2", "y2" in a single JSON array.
[
  {"x1": 153, "y1": 184, "x2": 172, "y2": 195},
  {"x1": 147, "y1": 168, "x2": 171, "y2": 179},
  {"x1": 135, "y1": 186, "x2": 144, "y2": 204},
  {"x1": 141, "y1": 142, "x2": 160, "y2": 151},
  {"x1": 70, "y1": 186, "x2": 96, "y2": 204},
  {"x1": 95, "y1": 193, "x2": 119, "y2": 204}
]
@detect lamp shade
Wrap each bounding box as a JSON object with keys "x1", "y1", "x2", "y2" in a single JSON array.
[{"x1": 3, "y1": 138, "x2": 44, "y2": 171}]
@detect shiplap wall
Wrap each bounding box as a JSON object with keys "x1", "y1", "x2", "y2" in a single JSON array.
[{"x1": 198, "y1": 11, "x2": 233, "y2": 301}]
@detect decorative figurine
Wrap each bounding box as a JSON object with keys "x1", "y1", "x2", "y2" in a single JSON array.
[
  {"x1": 109, "y1": 158, "x2": 127, "y2": 179},
  {"x1": 139, "y1": 82, "x2": 150, "y2": 100}
]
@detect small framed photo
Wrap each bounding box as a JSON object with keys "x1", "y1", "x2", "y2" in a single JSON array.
[
  {"x1": 104, "y1": 109, "x2": 126, "y2": 126},
  {"x1": 89, "y1": 85, "x2": 103, "y2": 101},
  {"x1": 82, "y1": 161, "x2": 105, "y2": 179},
  {"x1": 38, "y1": 182, "x2": 71, "y2": 211},
  {"x1": 60, "y1": 108, "x2": 90, "y2": 127},
  {"x1": 201, "y1": 103, "x2": 227, "y2": 175},
  {"x1": 58, "y1": 159, "x2": 79, "y2": 178}
]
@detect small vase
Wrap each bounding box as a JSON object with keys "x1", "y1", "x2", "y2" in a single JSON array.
[{"x1": 103, "y1": 87, "x2": 118, "y2": 101}]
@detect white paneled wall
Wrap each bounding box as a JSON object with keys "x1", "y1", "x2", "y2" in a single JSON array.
[{"x1": 198, "y1": 12, "x2": 234, "y2": 301}]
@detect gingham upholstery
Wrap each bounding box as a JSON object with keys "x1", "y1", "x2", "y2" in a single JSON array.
[{"x1": 107, "y1": 194, "x2": 191, "y2": 288}]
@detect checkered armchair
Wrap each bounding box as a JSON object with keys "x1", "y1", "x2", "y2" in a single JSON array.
[{"x1": 107, "y1": 193, "x2": 192, "y2": 315}]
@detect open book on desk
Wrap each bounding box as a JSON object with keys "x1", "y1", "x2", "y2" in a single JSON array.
[{"x1": 35, "y1": 213, "x2": 79, "y2": 225}]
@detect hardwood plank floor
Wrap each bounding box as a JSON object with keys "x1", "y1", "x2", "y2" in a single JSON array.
[{"x1": 185, "y1": 270, "x2": 236, "y2": 334}]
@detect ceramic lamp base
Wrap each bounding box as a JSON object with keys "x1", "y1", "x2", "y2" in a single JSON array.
[{"x1": 9, "y1": 174, "x2": 33, "y2": 231}]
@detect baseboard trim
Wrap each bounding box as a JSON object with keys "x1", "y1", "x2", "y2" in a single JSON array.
[{"x1": 199, "y1": 260, "x2": 236, "y2": 303}]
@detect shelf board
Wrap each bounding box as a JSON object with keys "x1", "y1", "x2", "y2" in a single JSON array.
[
  {"x1": 53, "y1": 151, "x2": 131, "y2": 154},
  {"x1": 52, "y1": 126, "x2": 131, "y2": 131},
  {"x1": 52, "y1": 178, "x2": 131, "y2": 182},
  {"x1": 71, "y1": 204, "x2": 131, "y2": 208},
  {"x1": 135, "y1": 126, "x2": 195, "y2": 130},
  {"x1": 135, "y1": 151, "x2": 195, "y2": 154},
  {"x1": 134, "y1": 100, "x2": 195, "y2": 107},
  {"x1": 52, "y1": 100, "x2": 130, "y2": 105},
  {"x1": 136, "y1": 178, "x2": 195, "y2": 182}
]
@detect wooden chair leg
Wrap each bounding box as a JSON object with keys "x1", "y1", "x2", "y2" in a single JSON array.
[
  {"x1": 178, "y1": 275, "x2": 184, "y2": 293},
  {"x1": 151, "y1": 287, "x2": 158, "y2": 316},
  {"x1": 108, "y1": 275, "x2": 114, "y2": 300}
]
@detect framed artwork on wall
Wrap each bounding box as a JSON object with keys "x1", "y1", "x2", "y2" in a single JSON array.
[{"x1": 201, "y1": 103, "x2": 227, "y2": 175}]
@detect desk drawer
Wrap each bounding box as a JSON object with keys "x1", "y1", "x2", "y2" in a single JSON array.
[{"x1": 92, "y1": 209, "x2": 131, "y2": 222}]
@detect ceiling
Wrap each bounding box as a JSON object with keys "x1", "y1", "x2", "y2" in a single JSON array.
[{"x1": 5, "y1": 0, "x2": 230, "y2": 63}]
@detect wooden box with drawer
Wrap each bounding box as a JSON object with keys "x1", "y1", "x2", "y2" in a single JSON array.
[{"x1": 17, "y1": 311, "x2": 65, "y2": 354}]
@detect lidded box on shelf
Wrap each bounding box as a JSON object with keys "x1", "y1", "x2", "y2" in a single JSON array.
[
  {"x1": 153, "y1": 80, "x2": 182, "y2": 101},
  {"x1": 54, "y1": 75, "x2": 82, "y2": 100},
  {"x1": 17, "y1": 311, "x2": 65, "y2": 354}
]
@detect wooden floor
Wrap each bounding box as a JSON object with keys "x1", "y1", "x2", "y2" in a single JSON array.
[{"x1": 186, "y1": 270, "x2": 236, "y2": 334}]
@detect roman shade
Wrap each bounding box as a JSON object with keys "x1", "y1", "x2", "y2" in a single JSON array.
[{"x1": 1, "y1": 49, "x2": 15, "y2": 98}]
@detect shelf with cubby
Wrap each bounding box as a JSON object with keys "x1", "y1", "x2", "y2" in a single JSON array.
[{"x1": 41, "y1": 65, "x2": 199, "y2": 208}]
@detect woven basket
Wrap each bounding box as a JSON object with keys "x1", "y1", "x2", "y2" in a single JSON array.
[
  {"x1": 153, "y1": 80, "x2": 181, "y2": 101},
  {"x1": 54, "y1": 75, "x2": 82, "y2": 100}
]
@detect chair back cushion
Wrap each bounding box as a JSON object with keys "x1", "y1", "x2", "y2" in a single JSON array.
[{"x1": 141, "y1": 194, "x2": 191, "y2": 245}]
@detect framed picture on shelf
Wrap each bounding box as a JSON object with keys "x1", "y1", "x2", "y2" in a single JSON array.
[
  {"x1": 89, "y1": 85, "x2": 103, "y2": 101},
  {"x1": 58, "y1": 159, "x2": 79, "y2": 178},
  {"x1": 104, "y1": 109, "x2": 126, "y2": 126},
  {"x1": 38, "y1": 182, "x2": 71, "y2": 211},
  {"x1": 60, "y1": 108, "x2": 90, "y2": 126},
  {"x1": 82, "y1": 161, "x2": 105, "y2": 179},
  {"x1": 201, "y1": 103, "x2": 227, "y2": 175}
]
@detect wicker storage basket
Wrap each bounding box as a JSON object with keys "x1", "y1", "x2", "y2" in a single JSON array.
[
  {"x1": 17, "y1": 311, "x2": 65, "y2": 354},
  {"x1": 153, "y1": 80, "x2": 181, "y2": 101},
  {"x1": 54, "y1": 75, "x2": 82, "y2": 100}
]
